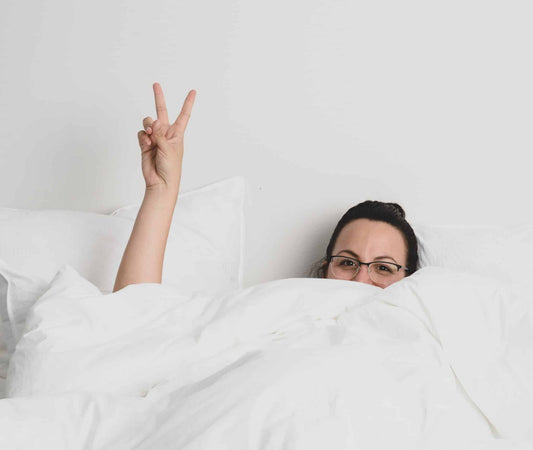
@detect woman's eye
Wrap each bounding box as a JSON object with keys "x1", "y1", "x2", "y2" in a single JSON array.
[
  {"x1": 377, "y1": 264, "x2": 393, "y2": 273},
  {"x1": 340, "y1": 259, "x2": 355, "y2": 266}
]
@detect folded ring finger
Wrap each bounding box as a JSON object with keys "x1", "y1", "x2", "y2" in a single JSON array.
[
  {"x1": 137, "y1": 130, "x2": 152, "y2": 150},
  {"x1": 142, "y1": 116, "x2": 154, "y2": 134}
]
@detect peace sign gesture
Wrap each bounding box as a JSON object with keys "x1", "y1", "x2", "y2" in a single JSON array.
[{"x1": 138, "y1": 83, "x2": 196, "y2": 191}]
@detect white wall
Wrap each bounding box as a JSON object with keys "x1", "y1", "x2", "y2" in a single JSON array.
[{"x1": 1, "y1": 0, "x2": 532, "y2": 287}]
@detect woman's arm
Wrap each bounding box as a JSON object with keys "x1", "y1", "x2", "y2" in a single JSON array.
[
  {"x1": 112, "y1": 185, "x2": 178, "y2": 292},
  {"x1": 113, "y1": 83, "x2": 196, "y2": 292}
]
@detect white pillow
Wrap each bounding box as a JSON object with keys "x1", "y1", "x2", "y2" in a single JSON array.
[
  {"x1": 0, "y1": 176, "x2": 246, "y2": 359},
  {"x1": 415, "y1": 223, "x2": 533, "y2": 287}
]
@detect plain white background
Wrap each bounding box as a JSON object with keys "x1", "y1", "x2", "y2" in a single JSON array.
[{"x1": 0, "y1": 0, "x2": 532, "y2": 287}]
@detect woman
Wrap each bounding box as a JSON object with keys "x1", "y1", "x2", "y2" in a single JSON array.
[
  {"x1": 311, "y1": 200, "x2": 418, "y2": 287},
  {"x1": 113, "y1": 84, "x2": 418, "y2": 293}
]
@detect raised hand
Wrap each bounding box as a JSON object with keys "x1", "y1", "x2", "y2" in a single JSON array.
[{"x1": 137, "y1": 83, "x2": 196, "y2": 191}]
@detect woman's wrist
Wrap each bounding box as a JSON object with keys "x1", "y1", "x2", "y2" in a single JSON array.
[{"x1": 145, "y1": 182, "x2": 180, "y2": 202}]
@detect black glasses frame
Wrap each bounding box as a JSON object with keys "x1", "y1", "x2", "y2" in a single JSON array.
[{"x1": 327, "y1": 255, "x2": 410, "y2": 273}]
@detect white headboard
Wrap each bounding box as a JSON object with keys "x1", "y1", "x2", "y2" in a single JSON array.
[{"x1": 1, "y1": 0, "x2": 532, "y2": 287}]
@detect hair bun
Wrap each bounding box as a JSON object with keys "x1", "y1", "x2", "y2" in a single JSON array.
[{"x1": 386, "y1": 202, "x2": 406, "y2": 219}]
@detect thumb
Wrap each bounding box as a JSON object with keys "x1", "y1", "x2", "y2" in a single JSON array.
[{"x1": 151, "y1": 120, "x2": 165, "y2": 139}]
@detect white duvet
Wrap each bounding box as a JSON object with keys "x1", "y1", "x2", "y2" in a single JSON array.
[{"x1": 0, "y1": 266, "x2": 532, "y2": 450}]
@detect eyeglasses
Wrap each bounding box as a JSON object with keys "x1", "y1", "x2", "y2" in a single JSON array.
[{"x1": 327, "y1": 255, "x2": 409, "y2": 287}]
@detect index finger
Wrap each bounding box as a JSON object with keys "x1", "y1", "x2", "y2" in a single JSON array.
[{"x1": 153, "y1": 82, "x2": 169, "y2": 123}]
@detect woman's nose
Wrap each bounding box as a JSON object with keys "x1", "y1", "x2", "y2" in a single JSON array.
[{"x1": 354, "y1": 266, "x2": 374, "y2": 285}]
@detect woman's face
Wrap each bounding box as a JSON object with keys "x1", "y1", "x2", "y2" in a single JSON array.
[{"x1": 325, "y1": 218, "x2": 408, "y2": 288}]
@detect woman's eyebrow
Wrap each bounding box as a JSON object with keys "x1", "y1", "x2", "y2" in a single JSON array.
[
  {"x1": 339, "y1": 249, "x2": 398, "y2": 264},
  {"x1": 338, "y1": 249, "x2": 359, "y2": 258},
  {"x1": 374, "y1": 255, "x2": 398, "y2": 263}
]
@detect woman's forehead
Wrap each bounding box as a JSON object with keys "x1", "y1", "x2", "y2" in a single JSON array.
[{"x1": 334, "y1": 219, "x2": 407, "y2": 260}]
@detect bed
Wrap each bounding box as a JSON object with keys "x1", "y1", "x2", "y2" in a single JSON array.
[{"x1": 0, "y1": 176, "x2": 532, "y2": 449}]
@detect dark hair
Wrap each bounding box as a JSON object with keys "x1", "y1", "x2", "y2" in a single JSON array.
[{"x1": 311, "y1": 200, "x2": 419, "y2": 278}]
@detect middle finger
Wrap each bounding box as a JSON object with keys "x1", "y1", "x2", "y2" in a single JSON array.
[{"x1": 153, "y1": 82, "x2": 169, "y2": 123}]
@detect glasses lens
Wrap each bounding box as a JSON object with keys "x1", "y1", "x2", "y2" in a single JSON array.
[
  {"x1": 330, "y1": 256, "x2": 360, "y2": 280},
  {"x1": 368, "y1": 262, "x2": 400, "y2": 285}
]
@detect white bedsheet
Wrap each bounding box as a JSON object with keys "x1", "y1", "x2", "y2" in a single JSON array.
[{"x1": 0, "y1": 266, "x2": 532, "y2": 449}]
